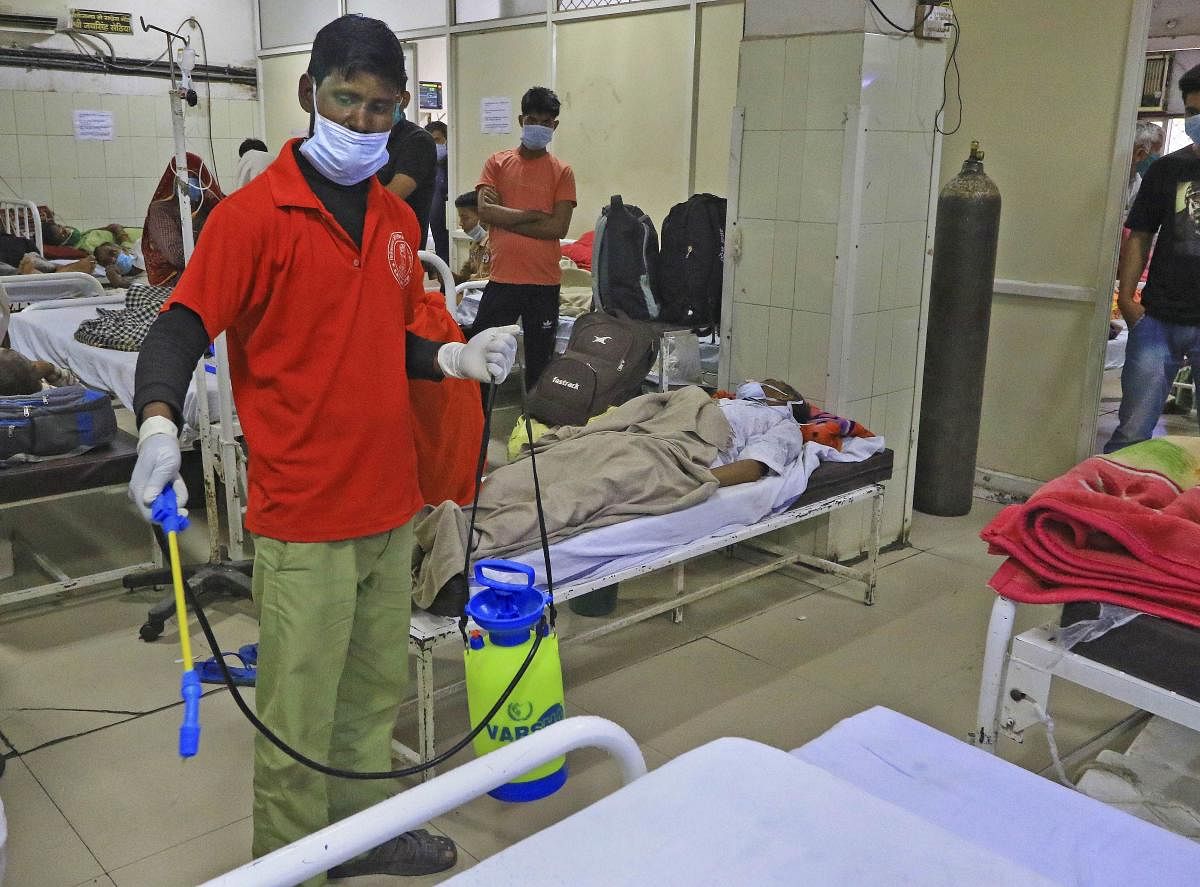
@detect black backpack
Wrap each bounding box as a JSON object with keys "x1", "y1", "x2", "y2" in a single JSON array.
[
  {"x1": 592, "y1": 196, "x2": 660, "y2": 321},
  {"x1": 0, "y1": 385, "x2": 117, "y2": 461},
  {"x1": 526, "y1": 313, "x2": 660, "y2": 428},
  {"x1": 656, "y1": 194, "x2": 727, "y2": 330}
]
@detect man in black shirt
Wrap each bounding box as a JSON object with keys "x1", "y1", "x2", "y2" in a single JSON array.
[
  {"x1": 1106, "y1": 63, "x2": 1200, "y2": 453},
  {"x1": 378, "y1": 89, "x2": 437, "y2": 240},
  {"x1": 425, "y1": 120, "x2": 450, "y2": 265}
]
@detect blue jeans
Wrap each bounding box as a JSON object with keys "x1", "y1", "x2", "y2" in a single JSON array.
[{"x1": 1104, "y1": 313, "x2": 1200, "y2": 453}]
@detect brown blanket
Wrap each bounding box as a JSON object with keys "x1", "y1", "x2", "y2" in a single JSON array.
[{"x1": 412, "y1": 386, "x2": 730, "y2": 608}]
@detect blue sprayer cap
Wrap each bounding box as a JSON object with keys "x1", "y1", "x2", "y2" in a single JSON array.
[
  {"x1": 151, "y1": 487, "x2": 190, "y2": 534},
  {"x1": 179, "y1": 669, "x2": 201, "y2": 757},
  {"x1": 464, "y1": 559, "x2": 547, "y2": 647}
]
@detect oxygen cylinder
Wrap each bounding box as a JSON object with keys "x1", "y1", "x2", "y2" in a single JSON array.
[
  {"x1": 463, "y1": 559, "x2": 567, "y2": 802},
  {"x1": 914, "y1": 141, "x2": 1002, "y2": 517}
]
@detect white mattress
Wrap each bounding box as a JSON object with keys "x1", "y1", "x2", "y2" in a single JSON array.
[
  {"x1": 793, "y1": 707, "x2": 1200, "y2": 885},
  {"x1": 503, "y1": 434, "x2": 885, "y2": 590},
  {"x1": 449, "y1": 708, "x2": 1200, "y2": 885},
  {"x1": 7, "y1": 300, "x2": 229, "y2": 435},
  {"x1": 446, "y1": 731, "x2": 1057, "y2": 886}
]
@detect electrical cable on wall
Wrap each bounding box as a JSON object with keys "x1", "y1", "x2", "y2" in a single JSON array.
[
  {"x1": 935, "y1": 6, "x2": 963, "y2": 136},
  {"x1": 184, "y1": 17, "x2": 223, "y2": 192},
  {"x1": 865, "y1": 0, "x2": 935, "y2": 34}
]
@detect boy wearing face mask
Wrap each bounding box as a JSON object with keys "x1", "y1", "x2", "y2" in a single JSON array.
[
  {"x1": 128, "y1": 15, "x2": 520, "y2": 883},
  {"x1": 93, "y1": 241, "x2": 145, "y2": 287},
  {"x1": 473, "y1": 86, "x2": 576, "y2": 387},
  {"x1": 377, "y1": 81, "x2": 438, "y2": 242},
  {"x1": 452, "y1": 190, "x2": 492, "y2": 285}
]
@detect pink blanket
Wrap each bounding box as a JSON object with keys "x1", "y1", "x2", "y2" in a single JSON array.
[{"x1": 981, "y1": 437, "x2": 1200, "y2": 627}]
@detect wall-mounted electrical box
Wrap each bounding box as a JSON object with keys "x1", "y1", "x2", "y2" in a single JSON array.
[{"x1": 915, "y1": 4, "x2": 954, "y2": 40}]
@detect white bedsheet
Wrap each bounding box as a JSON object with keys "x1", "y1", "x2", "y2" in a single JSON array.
[
  {"x1": 793, "y1": 707, "x2": 1200, "y2": 885},
  {"x1": 503, "y1": 435, "x2": 885, "y2": 588},
  {"x1": 7, "y1": 300, "x2": 230, "y2": 436}
]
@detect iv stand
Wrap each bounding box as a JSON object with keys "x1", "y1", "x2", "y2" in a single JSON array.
[{"x1": 140, "y1": 17, "x2": 246, "y2": 563}]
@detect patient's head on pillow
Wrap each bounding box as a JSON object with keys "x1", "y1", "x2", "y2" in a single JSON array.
[
  {"x1": 0, "y1": 349, "x2": 43, "y2": 396},
  {"x1": 40, "y1": 219, "x2": 71, "y2": 246}
]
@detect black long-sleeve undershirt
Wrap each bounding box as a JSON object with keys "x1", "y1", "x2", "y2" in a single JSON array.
[
  {"x1": 134, "y1": 307, "x2": 446, "y2": 427},
  {"x1": 133, "y1": 141, "x2": 446, "y2": 427}
]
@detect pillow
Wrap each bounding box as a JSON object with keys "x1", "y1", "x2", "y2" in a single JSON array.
[{"x1": 42, "y1": 244, "x2": 88, "y2": 260}]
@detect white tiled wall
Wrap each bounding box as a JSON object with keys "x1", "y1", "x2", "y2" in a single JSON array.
[
  {"x1": 0, "y1": 88, "x2": 259, "y2": 232},
  {"x1": 729, "y1": 30, "x2": 947, "y2": 552}
]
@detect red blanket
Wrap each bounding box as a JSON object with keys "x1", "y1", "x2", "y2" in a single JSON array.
[{"x1": 981, "y1": 437, "x2": 1200, "y2": 627}]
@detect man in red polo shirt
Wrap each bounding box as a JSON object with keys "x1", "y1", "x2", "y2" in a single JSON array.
[{"x1": 128, "y1": 16, "x2": 516, "y2": 883}]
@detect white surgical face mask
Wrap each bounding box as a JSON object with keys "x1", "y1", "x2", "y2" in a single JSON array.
[
  {"x1": 300, "y1": 105, "x2": 390, "y2": 186},
  {"x1": 1186, "y1": 113, "x2": 1200, "y2": 147},
  {"x1": 735, "y1": 381, "x2": 764, "y2": 401},
  {"x1": 520, "y1": 123, "x2": 554, "y2": 151},
  {"x1": 467, "y1": 223, "x2": 486, "y2": 242}
]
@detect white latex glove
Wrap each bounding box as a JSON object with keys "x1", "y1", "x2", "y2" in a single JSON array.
[
  {"x1": 438, "y1": 324, "x2": 520, "y2": 383},
  {"x1": 129, "y1": 415, "x2": 188, "y2": 521}
]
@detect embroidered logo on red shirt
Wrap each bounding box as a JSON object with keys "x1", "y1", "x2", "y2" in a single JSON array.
[{"x1": 387, "y1": 232, "x2": 413, "y2": 288}]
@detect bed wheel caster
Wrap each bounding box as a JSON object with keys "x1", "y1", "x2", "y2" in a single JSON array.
[{"x1": 140, "y1": 620, "x2": 164, "y2": 642}]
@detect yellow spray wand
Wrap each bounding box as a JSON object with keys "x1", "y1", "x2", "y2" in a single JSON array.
[{"x1": 151, "y1": 487, "x2": 201, "y2": 758}]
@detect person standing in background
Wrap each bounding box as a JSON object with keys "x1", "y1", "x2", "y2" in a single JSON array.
[
  {"x1": 1105, "y1": 64, "x2": 1200, "y2": 453},
  {"x1": 236, "y1": 138, "x2": 272, "y2": 189},
  {"x1": 473, "y1": 86, "x2": 576, "y2": 387},
  {"x1": 378, "y1": 85, "x2": 437, "y2": 240},
  {"x1": 425, "y1": 121, "x2": 450, "y2": 266}
]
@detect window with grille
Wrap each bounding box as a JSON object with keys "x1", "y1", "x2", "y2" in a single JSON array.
[{"x1": 558, "y1": 0, "x2": 644, "y2": 11}]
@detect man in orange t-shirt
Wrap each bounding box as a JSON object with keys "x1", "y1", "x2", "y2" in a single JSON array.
[{"x1": 474, "y1": 86, "x2": 576, "y2": 386}]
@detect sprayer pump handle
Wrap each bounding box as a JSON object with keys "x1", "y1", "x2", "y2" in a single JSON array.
[{"x1": 473, "y1": 559, "x2": 536, "y2": 592}]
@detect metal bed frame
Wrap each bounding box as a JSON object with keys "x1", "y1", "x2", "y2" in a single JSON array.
[
  {"x1": 973, "y1": 595, "x2": 1200, "y2": 755},
  {"x1": 398, "y1": 478, "x2": 886, "y2": 777},
  {"x1": 0, "y1": 198, "x2": 43, "y2": 256}
]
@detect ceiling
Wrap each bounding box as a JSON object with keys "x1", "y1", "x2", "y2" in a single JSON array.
[{"x1": 1151, "y1": 0, "x2": 1200, "y2": 39}]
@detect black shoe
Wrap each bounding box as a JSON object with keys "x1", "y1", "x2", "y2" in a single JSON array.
[
  {"x1": 422, "y1": 573, "x2": 468, "y2": 618},
  {"x1": 328, "y1": 829, "x2": 457, "y2": 878}
]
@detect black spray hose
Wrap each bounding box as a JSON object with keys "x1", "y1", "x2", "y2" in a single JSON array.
[
  {"x1": 189, "y1": 592, "x2": 543, "y2": 779},
  {"x1": 184, "y1": 374, "x2": 550, "y2": 779}
]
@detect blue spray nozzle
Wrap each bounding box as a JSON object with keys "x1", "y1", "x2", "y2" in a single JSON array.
[
  {"x1": 151, "y1": 487, "x2": 189, "y2": 534},
  {"x1": 179, "y1": 669, "x2": 202, "y2": 758}
]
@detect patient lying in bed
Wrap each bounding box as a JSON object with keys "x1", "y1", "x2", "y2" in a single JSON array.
[
  {"x1": 412, "y1": 382, "x2": 866, "y2": 610},
  {"x1": 0, "y1": 348, "x2": 79, "y2": 395}
]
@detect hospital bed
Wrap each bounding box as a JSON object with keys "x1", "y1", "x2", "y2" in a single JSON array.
[
  {"x1": 0, "y1": 271, "x2": 105, "y2": 310},
  {"x1": 210, "y1": 708, "x2": 1200, "y2": 886},
  {"x1": 0, "y1": 197, "x2": 43, "y2": 255},
  {"x1": 399, "y1": 439, "x2": 893, "y2": 773},
  {"x1": 974, "y1": 595, "x2": 1200, "y2": 757},
  {"x1": 0, "y1": 429, "x2": 169, "y2": 609},
  {"x1": 6, "y1": 295, "x2": 233, "y2": 438}
]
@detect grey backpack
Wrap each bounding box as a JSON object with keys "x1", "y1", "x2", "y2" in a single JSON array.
[{"x1": 0, "y1": 385, "x2": 118, "y2": 460}]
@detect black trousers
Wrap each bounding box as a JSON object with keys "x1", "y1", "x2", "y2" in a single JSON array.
[{"x1": 469, "y1": 281, "x2": 560, "y2": 388}]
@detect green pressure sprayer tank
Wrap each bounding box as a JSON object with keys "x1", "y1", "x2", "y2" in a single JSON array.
[{"x1": 464, "y1": 559, "x2": 567, "y2": 802}]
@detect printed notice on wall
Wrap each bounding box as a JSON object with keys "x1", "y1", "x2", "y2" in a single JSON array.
[
  {"x1": 70, "y1": 9, "x2": 134, "y2": 35},
  {"x1": 73, "y1": 110, "x2": 114, "y2": 141},
  {"x1": 481, "y1": 97, "x2": 512, "y2": 135}
]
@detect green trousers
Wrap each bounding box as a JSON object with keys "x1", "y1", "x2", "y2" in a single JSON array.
[{"x1": 250, "y1": 522, "x2": 413, "y2": 885}]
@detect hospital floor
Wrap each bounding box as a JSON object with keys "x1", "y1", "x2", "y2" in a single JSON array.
[{"x1": 0, "y1": 408, "x2": 1154, "y2": 886}]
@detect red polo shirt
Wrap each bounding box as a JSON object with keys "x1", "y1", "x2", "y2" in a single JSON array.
[{"x1": 165, "y1": 140, "x2": 425, "y2": 542}]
